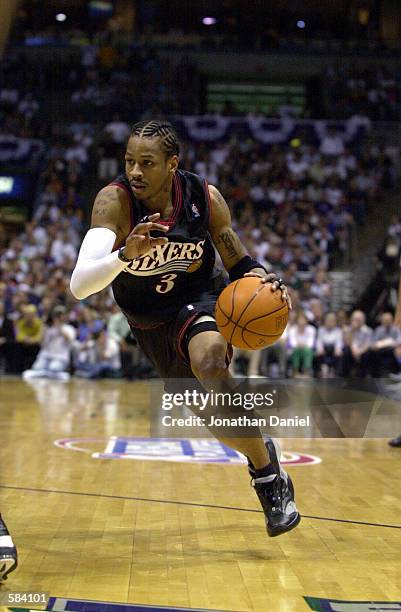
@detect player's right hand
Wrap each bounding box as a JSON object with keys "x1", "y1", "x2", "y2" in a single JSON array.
[{"x1": 123, "y1": 213, "x2": 169, "y2": 259}]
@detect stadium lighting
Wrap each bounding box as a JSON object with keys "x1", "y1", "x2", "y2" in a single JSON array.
[
  {"x1": 297, "y1": 20, "x2": 306, "y2": 29},
  {"x1": 202, "y1": 17, "x2": 217, "y2": 26},
  {"x1": 56, "y1": 13, "x2": 67, "y2": 22}
]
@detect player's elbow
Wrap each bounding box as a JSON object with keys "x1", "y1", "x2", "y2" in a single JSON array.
[
  {"x1": 69, "y1": 272, "x2": 90, "y2": 300},
  {"x1": 69, "y1": 282, "x2": 87, "y2": 301}
]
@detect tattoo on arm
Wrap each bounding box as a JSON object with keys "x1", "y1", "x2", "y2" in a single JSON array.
[
  {"x1": 218, "y1": 230, "x2": 238, "y2": 259},
  {"x1": 91, "y1": 189, "x2": 122, "y2": 230},
  {"x1": 215, "y1": 190, "x2": 226, "y2": 207},
  {"x1": 92, "y1": 196, "x2": 111, "y2": 217},
  {"x1": 209, "y1": 186, "x2": 247, "y2": 265},
  {"x1": 93, "y1": 207, "x2": 108, "y2": 217}
]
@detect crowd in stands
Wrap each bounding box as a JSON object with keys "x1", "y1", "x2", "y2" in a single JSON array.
[
  {"x1": 232, "y1": 309, "x2": 401, "y2": 379},
  {"x1": 4, "y1": 37, "x2": 401, "y2": 126},
  {"x1": 0, "y1": 44, "x2": 204, "y2": 147},
  {"x1": 0, "y1": 39, "x2": 399, "y2": 382},
  {"x1": 3, "y1": 272, "x2": 401, "y2": 380},
  {"x1": 324, "y1": 64, "x2": 401, "y2": 121},
  {"x1": 183, "y1": 134, "x2": 394, "y2": 271},
  {"x1": 0, "y1": 117, "x2": 398, "y2": 381},
  {"x1": 5, "y1": 24, "x2": 401, "y2": 127}
]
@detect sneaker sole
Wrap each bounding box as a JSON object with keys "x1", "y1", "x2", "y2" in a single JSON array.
[{"x1": 267, "y1": 512, "x2": 301, "y2": 537}]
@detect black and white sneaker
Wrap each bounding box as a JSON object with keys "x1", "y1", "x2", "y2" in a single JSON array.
[
  {"x1": 389, "y1": 435, "x2": 401, "y2": 447},
  {"x1": 249, "y1": 438, "x2": 300, "y2": 537},
  {"x1": 0, "y1": 515, "x2": 17, "y2": 581}
]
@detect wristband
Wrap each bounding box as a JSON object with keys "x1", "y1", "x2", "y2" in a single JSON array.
[
  {"x1": 118, "y1": 247, "x2": 136, "y2": 263},
  {"x1": 228, "y1": 255, "x2": 268, "y2": 282}
]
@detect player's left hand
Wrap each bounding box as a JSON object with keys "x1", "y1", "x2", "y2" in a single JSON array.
[{"x1": 244, "y1": 270, "x2": 292, "y2": 310}]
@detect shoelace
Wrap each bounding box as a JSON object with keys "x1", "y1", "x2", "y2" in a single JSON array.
[
  {"x1": 270, "y1": 478, "x2": 284, "y2": 513},
  {"x1": 253, "y1": 476, "x2": 284, "y2": 515}
]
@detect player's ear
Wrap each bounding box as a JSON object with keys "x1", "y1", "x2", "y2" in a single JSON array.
[{"x1": 169, "y1": 155, "x2": 179, "y2": 174}]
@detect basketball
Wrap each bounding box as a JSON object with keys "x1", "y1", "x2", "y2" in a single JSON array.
[{"x1": 215, "y1": 277, "x2": 288, "y2": 350}]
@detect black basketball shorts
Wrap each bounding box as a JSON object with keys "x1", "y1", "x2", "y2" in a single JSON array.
[{"x1": 130, "y1": 288, "x2": 232, "y2": 380}]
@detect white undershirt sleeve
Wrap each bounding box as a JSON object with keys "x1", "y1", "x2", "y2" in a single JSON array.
[{"x1": 70, "y1": 227, "x2": 129, "y2": 300}]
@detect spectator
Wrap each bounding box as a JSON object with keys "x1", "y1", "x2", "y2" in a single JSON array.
[
  {"x1": 315, "y1": 312, "x2": 343, "y2": 377},
  {"x1": 0, "y1": 86, "x2": 19, "y2": 110},
  {"x1": 341, "y1": 310, "x2": 372, "y2": 378},
  {"x1": 285, "y1": 262, "x2": 303, "y2": 291},
  {"x1": 320, "y1": 127, "x2": 345, "y2": 157},
  {"x1": 14, "y1": 305, "x2": 43, "y2": 373},
  {"x1": 336, "y1": 309, "x2": 350, "y2": 331},
  {"x1": 50, "y1": 230, "x2": 78, "y2": 266},
  {"x1": 0, "y1": 301, "x2": 15, "y2": 373},
  {"x1": 324, "y1": 177, "x2": 343, "y2": 207},
  {"x1": 75, "y1": 306, "x2": 104, "y2": 342},
  {"x1": 104, "y1": 112, "x2": 130, "y2": 144},
  {"x1": 387, "y1": 214, "x2": 401, "y2": 238},
  {"x1": 18, "y1": 92, "x2": 39, "y2": 121},
  {"x1": 376, "y1": 236, "x2": 400, "y2": 291},
  {"x1": 74, "y1": 329, "x2": 121, "y2": 379},
  {"x1": 230, "y1": 348, "x2": 265, "y2": 378},
  {"x1": 287, "y1": 312, "x2": 316, "y2": 377},
  {"x1": 369, "y1": 312, "x2": 400, "y2": 377},
  {"x1": 97, "y1": 131, "x2": 120, "y2": 180},
  {"x1": 286, "y1": 150, "x2": 308, "y2": 180},
  {"x1": 347, "y1": 178, "x2": 368, "y2": 226},
  {"x1": 306, "y1": 299, "x2": 325, "y2": 328},
  {"x1": 22, "y1": 306, "x2": 75, "y2": 380},
  {"x1": 310, "y1": 270, "x2": 332, "y2": 305},
  {"x1": 265, "y1": 325, "x2": 289, "y2": 378},
  {"x1": 107, "y1": 306, "x2": 143, "y2": 379}
]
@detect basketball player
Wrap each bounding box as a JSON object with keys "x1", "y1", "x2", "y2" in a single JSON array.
[
  {"x1": 70, "y1": 121, "x2": 300, "y2": 537},
  {"x1": 0, "y1": 514, "x2": 17, "y2": 580}
]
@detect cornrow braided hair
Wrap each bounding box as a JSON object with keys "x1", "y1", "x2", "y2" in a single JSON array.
[{"x1": 130, "y1": 120, "x2": 180, "y2": 157}]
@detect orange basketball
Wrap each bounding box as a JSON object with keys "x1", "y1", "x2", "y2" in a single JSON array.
[{"x1": 215, "y1": 277, "x2": 288, "y2": 350}]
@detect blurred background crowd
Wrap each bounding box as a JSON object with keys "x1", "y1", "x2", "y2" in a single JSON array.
[{"x1": 1, "y1": 0, "x2": 401, "y2": 381}]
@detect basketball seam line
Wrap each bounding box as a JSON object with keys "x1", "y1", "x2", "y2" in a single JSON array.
[
  {"x1": 215, "y1": 300, "x2": 231, "y2": 328},
  {"x1": 228, "y1": 280, "x2": 268, "y2": 345},
  {"x1": 229, "y1": 280, "x2": 241, "y2": 344},
  {"x1": 229, "y1": 279, "x2": 240, "y2": 320},
  {"x1": 235, "y1": 281, "x2": 267, "y2": 328},
  {"x1": 239, "y1": 328, "x2": 254, "y2": 349},
  {"x1": 217, "y1": 313, "x2": 288, "y2": 337}
]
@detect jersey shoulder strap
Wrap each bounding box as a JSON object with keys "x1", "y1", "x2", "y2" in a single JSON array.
[{"x1": 179, "y1": 170, "x2": 211, "y2": 230}]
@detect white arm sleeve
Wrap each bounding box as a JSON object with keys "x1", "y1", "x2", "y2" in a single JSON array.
[{"x1": 70, "y1": 228, "x2": 129, "y2": 300}]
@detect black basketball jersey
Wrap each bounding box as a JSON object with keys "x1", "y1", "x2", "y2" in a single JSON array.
[{"x1": 110, "y1": 169, "x2": 221, "y2": 328}]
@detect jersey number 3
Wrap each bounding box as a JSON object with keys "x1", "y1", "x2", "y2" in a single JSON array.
[{"x1": 155, "y1": 273, "x2": 177, "y2": 294}]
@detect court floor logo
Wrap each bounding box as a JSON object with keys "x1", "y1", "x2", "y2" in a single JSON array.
[
  {"x1": 305, "y1": 596, "x2": 401, "y2": 611},
  {"x1": 55, "y1": 436, "x2": 321, "y2": 465},
  {"x1": 46, "y1": 595, "x2": 231, "y2": 611}
]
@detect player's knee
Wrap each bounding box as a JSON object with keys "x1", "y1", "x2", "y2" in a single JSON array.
[{"x1": 191, "y1": 345, "x2": 227, "y2": 382}]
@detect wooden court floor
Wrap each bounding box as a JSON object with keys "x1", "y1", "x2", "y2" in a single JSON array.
[{"x1": 0, "y1": 377, "x2": 401, "y2": 612}]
